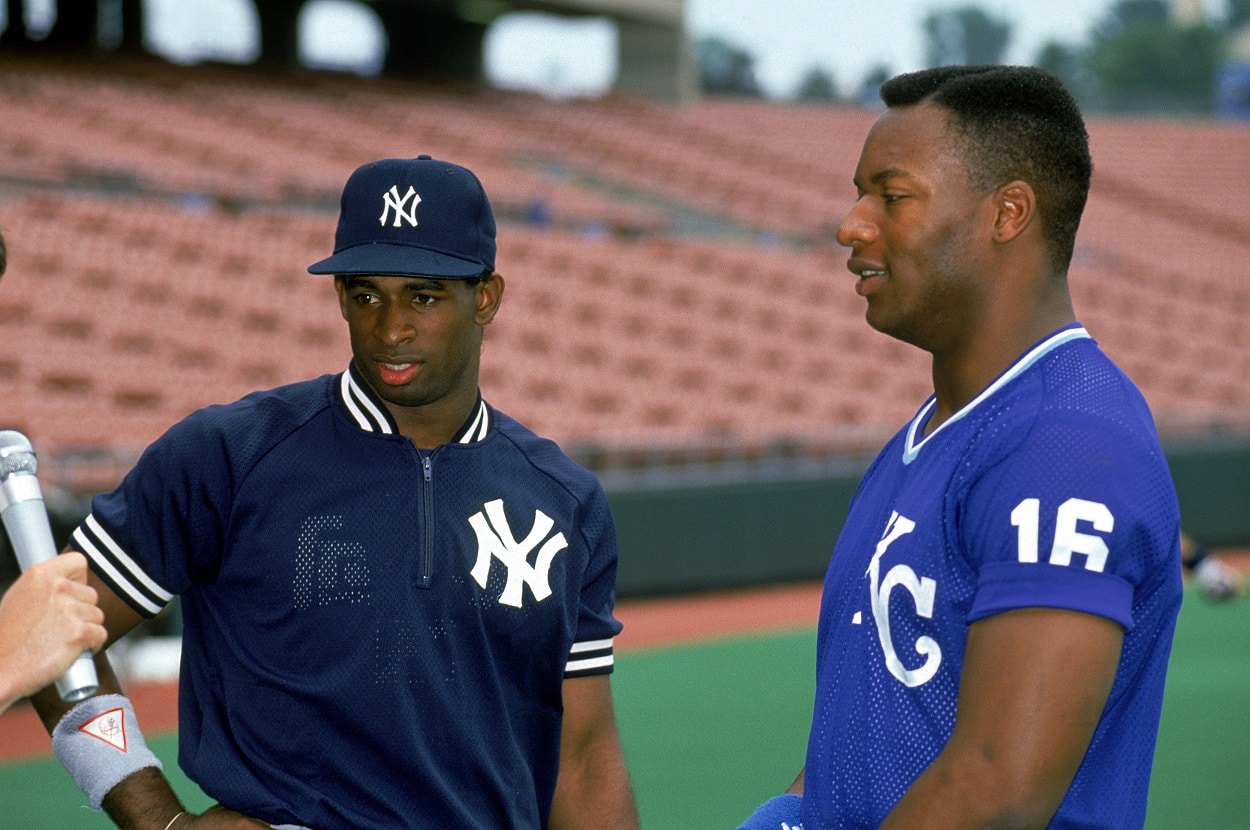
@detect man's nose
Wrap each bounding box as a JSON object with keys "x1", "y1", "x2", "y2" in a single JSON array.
[
  {"x1": 379, "y1": 303, "x2": 416, "y2": 344},
  {"x1": 836, "y1": 203, "x2": 878, "y2": 249}
]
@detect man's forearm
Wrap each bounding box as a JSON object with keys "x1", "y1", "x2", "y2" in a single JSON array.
[
  {"x1": 30, "y1": 653, "x2": 186, "y2": 830},
  {"x1": 28, "y1": 649, "x2": 117, "y2": 730},
  {"x1": 101, "y1": 767, "x2": 190, "y2": 830},
  {"x1": 549, "y1": 762, "x2": 639, "y2": 830},
  {"x1": 548, "y1": 739, "x2": 639, "y2": 830}
]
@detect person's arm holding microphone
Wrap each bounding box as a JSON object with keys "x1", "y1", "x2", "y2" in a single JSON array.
[
  {"x1": 0, "y1": 430, "x2": 107, "y2": 713},
  {"x1": 0, "y1": 550, "x2": 107, "y2": 714},
  {"x1": 1, "y1": 430, "x2": 104, "y2": 705},
  {"x1": 0, "y1": 238, "x2": 225, "y2": 828}
]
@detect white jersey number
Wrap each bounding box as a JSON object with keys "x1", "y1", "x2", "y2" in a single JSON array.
[{"x1": 1011, "y1": 497, "x2": 1114, "y2": 573}]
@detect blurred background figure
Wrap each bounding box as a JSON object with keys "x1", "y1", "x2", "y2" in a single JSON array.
[{"x1": 1181, "y1": 531, "x2": 1245, "y2": 602}]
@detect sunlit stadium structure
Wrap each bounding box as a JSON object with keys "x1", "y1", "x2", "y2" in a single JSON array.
[{"x1": 0, "y1": 0, "x2": 695, "y2": 102}]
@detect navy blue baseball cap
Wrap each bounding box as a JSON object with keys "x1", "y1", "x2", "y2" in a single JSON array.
[{"x1": 308, "y1": 155, "x2": 496, "y2": 279}]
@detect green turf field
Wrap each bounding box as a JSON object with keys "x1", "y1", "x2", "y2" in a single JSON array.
[{"x1": 2, "y1": 589, "x2": 1246, "y2": 829}]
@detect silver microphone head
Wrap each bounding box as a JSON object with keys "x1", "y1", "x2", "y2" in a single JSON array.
[{"x1": 0, "y1": 430, "x2": 38, "y2": 480}]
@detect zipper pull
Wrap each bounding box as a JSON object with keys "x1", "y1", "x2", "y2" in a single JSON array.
[{"x1": 422, "y1": 454, "x2": 432, "y2": 482}]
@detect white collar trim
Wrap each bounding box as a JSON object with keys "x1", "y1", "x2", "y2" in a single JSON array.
[
  {"x1": 339, "y1": 367, "x2": 490, "y2": 444},
  {"x1": 341, "y1": 368, "x2": 393, "y2": 434},
  {"x1": 902, "y1": 326, "x2": 1091, "y2": 464}
]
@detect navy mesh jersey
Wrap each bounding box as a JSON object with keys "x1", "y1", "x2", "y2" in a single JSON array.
[
  {"x1": 803, "y1": 325, "x2": 1183, "y2": 829},
  {"x1": 72, "y1": 364, "x2": 623, "y2": 830}
]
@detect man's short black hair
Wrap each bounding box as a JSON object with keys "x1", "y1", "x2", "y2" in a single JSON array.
[{"x1": 880, "y1": 65, "x2": 1092, "y2": 275}]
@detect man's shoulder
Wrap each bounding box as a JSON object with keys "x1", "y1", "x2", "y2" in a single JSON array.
[
  {"x1": 963, "y1": 339, "x2": 1176, "y2": 510},
  {"x1": 1028, "y1": 337, "x2": 1160, "y2": 444},
  {"x1": 186, "y1": 373, "x2": 332, "y2": 424},
  {"x1": 487, "y1": 407, "x2": 603, "y2": 496},
  {"x1": 932, "y1": 338, "x2": 1168, "y2": 495},
  {"x1": 163, "y1": 373, "x2": 339, "y2": 461}
]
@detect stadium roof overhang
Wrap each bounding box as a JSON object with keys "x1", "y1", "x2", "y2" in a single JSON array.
[
  {"x1": 363, "y1": 0, "x2": 683, "y2": 25},
  {"x1": 509, "y1": 0, "x2": 683, "y2": 24}
]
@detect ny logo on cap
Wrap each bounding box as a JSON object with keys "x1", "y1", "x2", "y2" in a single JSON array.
[{"x1": 380, "y1": 185, "x2": 421, "y2": 228}]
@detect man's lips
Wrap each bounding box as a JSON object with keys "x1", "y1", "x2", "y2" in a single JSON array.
[
  {"x1": 848, "y1": 258, "x2": 888, "y2": 297},
  {"x1": 377, "y1": 361, "x2": 422, "y2": 386}
]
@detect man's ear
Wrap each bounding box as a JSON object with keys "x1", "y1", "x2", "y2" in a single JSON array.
[
  {"x1": 475, "y1": 272, "x2": 505, "y2": 326},
  {"x1": 333, "y1": 275, "x2": 350, "y2": 321},
  {"x1": 991, "y1": 181, "x2": 1036, "y2": 244}
]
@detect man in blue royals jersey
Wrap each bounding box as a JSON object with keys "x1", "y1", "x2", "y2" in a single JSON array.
[
  {"x1": 738, "y1": 66, "x2": 1182, "y2": 830},
  {"x1": 30, "y1": 157, "x2": 640, "y2": 830}
]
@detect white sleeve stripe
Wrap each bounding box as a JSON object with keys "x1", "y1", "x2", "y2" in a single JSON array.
[
  {"x1": 82, "y1": 515, "x2": 174, "y2": 603},
  {"x1": 73, "y1": 528, "x2": 166, "y2": 617},
  {"x1": 566, "y1": 655, "x2": 615, "y2": 673},
  {"x1": 570, "y1": 638, "x2": 615, "y2": 654}
]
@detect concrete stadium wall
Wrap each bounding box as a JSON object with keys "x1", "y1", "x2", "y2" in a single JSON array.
[
  {"x1": 608, "y1": 438, "x2": 1250, "y2": 597},
  {"x1": 608, "y1": 465, "x2": 861, "y2": 597},
  {"x1": 1164, "y1": 435, "x2": 1250, "y2": 547}
]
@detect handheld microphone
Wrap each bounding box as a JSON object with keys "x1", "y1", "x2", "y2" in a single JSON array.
[{"x1": 0, "y1": 430, "x2": 99, "y2": 702}]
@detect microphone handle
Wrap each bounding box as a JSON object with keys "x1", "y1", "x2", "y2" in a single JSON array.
[
  {"x1": 58, "y1": 652, "x2": 100, "y2": 702},
  {"x1": 4, "y1": 496, "x2": 60, "y2": 570}
]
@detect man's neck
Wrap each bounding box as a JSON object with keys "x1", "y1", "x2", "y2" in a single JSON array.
[
  {"x1": 926, "y1": 290, "x2": 1075, "y2": 435},
  {"x1": 387, "y1": 390, "x2": 480, "y2": 450}
]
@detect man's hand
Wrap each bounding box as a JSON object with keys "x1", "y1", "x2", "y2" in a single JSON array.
[{"x1": 181, "y1": 805, "x2": 272, "y2": 827}]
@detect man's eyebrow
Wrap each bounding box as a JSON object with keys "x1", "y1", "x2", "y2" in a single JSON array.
[
  {"x1": 852, "y1": 168, "x2": 909, "y2": 192},
  {"x1": 404, "y1": 278, "x2": 448, "y2": 292},
  {"x1": 343, "y1": 276, "x2": 446, "y2": 291},
  {"x1": 869, "y1": 168, "x2": 909, "y2": 186}
]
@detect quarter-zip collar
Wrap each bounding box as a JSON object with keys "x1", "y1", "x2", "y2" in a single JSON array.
[{"x1": 337, "y1": 362, "x2": 490, "y2": 444}]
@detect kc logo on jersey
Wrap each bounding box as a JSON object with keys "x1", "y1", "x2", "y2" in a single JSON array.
[
  {"x1": 380, "y1": 185, "x2": 421, "y2": 227},
  {"x1": 866, "y1": 511, "x2": 942, "y2": 688},
  {"x1": 469, "y1": 499, "x2": 567, "y2": 608}
]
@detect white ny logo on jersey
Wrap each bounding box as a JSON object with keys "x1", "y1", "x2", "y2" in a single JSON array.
[
  {"x1": 866, "y1": 511, "x2": 942, "y2": 688},
  {"x1": 469, "y1": 499, "x2": 567, "y2": 608},
  {"x1": 379, "y1": 185, "x2": 421, "y2": 227}
]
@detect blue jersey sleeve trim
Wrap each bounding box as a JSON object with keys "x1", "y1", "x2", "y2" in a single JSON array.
[{"x1": 970, "y1": 560, "x2": 1134, "y2": 629}]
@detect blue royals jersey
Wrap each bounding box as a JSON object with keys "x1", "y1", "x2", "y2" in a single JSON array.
[
  {"x1": 803, "y1": 326, "x2": 1183, "y2": 829},
  {"x1": 71, "y1": 364, "x2": 623, "y2": 830}
]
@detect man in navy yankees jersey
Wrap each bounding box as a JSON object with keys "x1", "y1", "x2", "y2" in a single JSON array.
[
  {"x1": 30, "y1": 156, "x2": 640, "y2": 830},
  {"x1": 738, "y1": 67, "x2": 1182, "y2": 830}
]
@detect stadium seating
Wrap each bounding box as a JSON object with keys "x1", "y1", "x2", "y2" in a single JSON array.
[{"x1": 0, "y1": 50, "x2": 1247, "y2": 486}]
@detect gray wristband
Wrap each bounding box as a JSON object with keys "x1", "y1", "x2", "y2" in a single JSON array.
[{"x1": 52, "y1": 693, "x2": 163, "y2": 810}]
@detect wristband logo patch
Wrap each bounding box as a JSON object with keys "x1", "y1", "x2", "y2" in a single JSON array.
[{"x1": 78, "y1": 707, "x2": 129, "y2": 753}]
